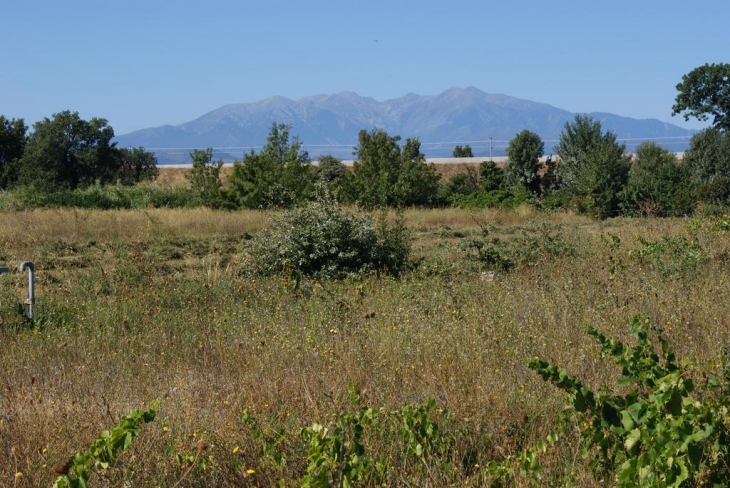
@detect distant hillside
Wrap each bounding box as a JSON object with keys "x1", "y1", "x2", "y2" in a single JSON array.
[{"x1": 115, "y1": 87, "x2": 696, "y2": 164}]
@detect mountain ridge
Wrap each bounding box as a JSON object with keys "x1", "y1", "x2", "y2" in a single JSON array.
[{"x1": 114, "y1": 87, "x2": 695, "y2": 164}]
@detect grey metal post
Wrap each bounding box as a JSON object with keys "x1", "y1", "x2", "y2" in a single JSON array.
[{"x1": 19, "y1": 261, "x2": 34, "y2": 320}]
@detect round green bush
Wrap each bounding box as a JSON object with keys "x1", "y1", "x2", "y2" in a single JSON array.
[{"x1": 248, "y1": 190, "x2": 411, "y2": 278}]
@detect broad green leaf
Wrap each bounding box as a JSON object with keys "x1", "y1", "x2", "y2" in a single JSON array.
[{"x1": 625, "y1": 428, "x2": 642, "y2": 454}]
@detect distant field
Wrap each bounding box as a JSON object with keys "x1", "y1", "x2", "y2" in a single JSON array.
[{"x1": 154, "y1": 160, "x2": 498, "y2": 188}]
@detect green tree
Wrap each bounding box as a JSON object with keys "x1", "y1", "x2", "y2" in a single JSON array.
[
  {"x1": 397, "y1": 138, "x2": 440, "y2": 206},
  {"x1": 440, "y1": 165, "x2": 480, "y2": 198},
  {"x1": 15, "y1": 111, "x2": 120, "y2": 191},
  {"x1": 348, "y1": 129, "x2": 401, "y2": 207},
  {"x1": 672, "y1": 63, "x2": 730, "y2": 131},
  {"x1": 115, "y1": 147, "x2": 159, "y2": 185},
  {"x1": 349, "y1": 129, "x2": 439, "y2": 207},
  {"x1": 682, "y1": 127, "x2": 730, "y2": 202},
  {"x1": 0, "y1": 116, "x2": 28, "y2": 189},
  {"x1": 478, "y1": 160, "x2": 505, "y2": 191},
  {"x1": 228, "y1": 123, "x2": 313, "y2": 208},
  {"x1": 186, "y1": 148, "x2": 224, "y2": 207},
  {"x1": 315, "y1": 154, "x2": 346, "y2": 183},
  {"x1": 452, "y1": 144, "x2": 474, "y2": 158},
  {"x1": 623, "y1": 142, "x2": 693, "y2": 216},
  {"x1": 504, "y1": 130, "x2": 544, "y2": 194},
  {"x1": 555, "y1": 115, "x2": 630, "y2": 216}
]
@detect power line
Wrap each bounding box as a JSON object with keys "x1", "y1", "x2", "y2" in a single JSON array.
[{"x1": 140, "y1": 135, "x2": 694, "y2": 152}]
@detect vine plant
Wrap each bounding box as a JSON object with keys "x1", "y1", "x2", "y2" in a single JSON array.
[
  {"x1": 53, "y1": 400, "x2": 159, "y2": 488},
  {"x1": 528, "y1": 317, "x2": 730, "y2": 487}
]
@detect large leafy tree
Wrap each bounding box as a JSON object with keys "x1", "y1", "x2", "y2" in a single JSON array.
[
  {"x1": 115, "y1": 146, "x2": 158, "y2": 185},
  {"x1": 397, "y1": 137, "x2": 440, "y2": 207},
  {"x1": 0, "y1": 115, "x2": 28, "y2": 189},
  {"x1": 555, "y1": 114, "x2": 630, "y2": 216},
  {"x1": 478, "y1": 160, "x2": 505, "y2": 191},
  {"x1": 672, "y1": 63, "x2": 730, "y2": 131},
  {"x1": 682, "y1": 128, "x2": 730, "y2": 202},
  {"x1": 228, "y1": 123, "x2": 313, "y2": 208},
  {"x1": 348, "y1": 129, "x2": 439, "y2": 207},
  {"x1": 15, "y1": 111, "x2": 120, "y2": 191},
  {"x1": 504, "y1": 130, "x2": 543, "y2": 194},
  {"x1": 624, "y1": 142, "x2": 693, "y2": 216}
]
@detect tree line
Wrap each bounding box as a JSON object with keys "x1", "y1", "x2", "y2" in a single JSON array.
[
  {"x1": 2, "y1": 63, "x2": 729, "y2": 217},
  {"x1": 0, "y1": 110, "x2": 159, "y2": 192}
]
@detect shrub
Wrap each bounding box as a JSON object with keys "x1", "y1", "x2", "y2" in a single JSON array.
[
  {"x1": 186, "y1": 148, "x2": 226, "y2": 208},
  {"x1": 1, "y1": 184, "x2": 202, "y2": 210},
  {"x1": 629, "y1": 235, "x2": 709, "y2": 277},
  {"x1": 536, "y1": 188, "x2": 573, "y2": 211},
  {"x1": 623, "y1": 142, "x2": 694, "y2": 217},
  {"x1": 505, "y1": 130, "x2": 544, "y2": 194},
  {"x1": 438, "y1": 165, "x2": 480, "y2": 204},
  {"x1": 247, "y1": 187, "x2": 411, "y2": 278},
  {"x1": 464, "y1": 219, "x2": 572, "y2": 271}
]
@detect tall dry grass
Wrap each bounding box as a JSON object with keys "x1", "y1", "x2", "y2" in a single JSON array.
[{"x1": 1, "y1": 208, "x2": 730, "y2": 486}]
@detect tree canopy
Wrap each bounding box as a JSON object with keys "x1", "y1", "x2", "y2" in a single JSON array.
[
  {"x1": 452, "y1": 145, "x2": 474, "y2": 158},
  {"x1": 505, "y1": 130, "x2": 543, "y2": 194},
  {"x1": 624, "y1": 142, "x2": 693, "y2": 216},
  {"x1": 116, "y1": 146, "x2": 159, "y2": 186},
  {"x1": 555, "y1": 114, "x2": 630, "y2": 216},
  {"x1": 681, "y1": 128, "x2": 730, "y2": 202},
  {"x1": 228, "y1": 123, "x2": 313, "y2": 208},
  {"x1": 14, "y1": 111, "x2": 120, "y2": 191},
  {"x1": 348, "y1": 129, "x2": 440, "y2": 207},
  {"x1": 0, "y1": 116, "x2": 28, "y2": 190},
  {"x1": 672, "y1": 63, "x2": 730, "y2": 131}
]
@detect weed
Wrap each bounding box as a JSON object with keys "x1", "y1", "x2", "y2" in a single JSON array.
[
  {"x1": 530, "y1": 318, "x2": 730, "y2": 487},
  {"x1": 53, "y1": 401, "x2": 158, "y2": 488}
]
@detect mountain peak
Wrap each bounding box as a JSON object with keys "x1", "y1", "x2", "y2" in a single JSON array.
[{"x1": 115, "y1": 88, "x2": 696, "y2": 164}]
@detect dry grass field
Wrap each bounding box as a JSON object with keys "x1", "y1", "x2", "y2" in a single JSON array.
[
  {"x1": 152, "y1": 163, "x2": 482, "y2": 189},
  {"x1": 2, "y1": 205, "x2": 730, "y2": 486}
]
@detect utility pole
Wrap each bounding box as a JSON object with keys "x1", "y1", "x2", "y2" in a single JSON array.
[{"x1": 489, "y1": 137, "x2": 493, "y2": 161}]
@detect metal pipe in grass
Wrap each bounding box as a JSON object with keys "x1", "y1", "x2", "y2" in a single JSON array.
[{"x1": 19, "y1": 261, "x2": 34, "y2": 320}]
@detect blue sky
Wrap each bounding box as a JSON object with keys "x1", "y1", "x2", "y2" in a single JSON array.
[{"x1": 1, "y1": 1, "x2": 727, "y2": 135}]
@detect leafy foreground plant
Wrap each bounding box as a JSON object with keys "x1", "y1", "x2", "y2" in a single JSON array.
[
  {"x1": 53, "y1": 400, "x2": 159, "y2": 488},
  {"x1": 464, "y1": 218, "x2": 572, "y2": 272},
  {"x1": 298, "y1": 388, "x2": 456, "y2": 487},
  {"x1": 529, "y1": 318, "x2": 730, "y2": 487}
]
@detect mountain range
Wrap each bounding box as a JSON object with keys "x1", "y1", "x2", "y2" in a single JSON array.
[{"x1": 114, "y1": 87, "x2": 696, "y2": 164}]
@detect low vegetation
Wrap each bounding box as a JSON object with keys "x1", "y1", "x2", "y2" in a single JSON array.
[{"x1": 3, "y1": 205, "x2": 730, "y2": 486}]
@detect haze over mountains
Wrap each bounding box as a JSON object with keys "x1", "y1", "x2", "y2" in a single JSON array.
[{"x1": 115, "y1": 87, "x2": 696, "y2": 164}]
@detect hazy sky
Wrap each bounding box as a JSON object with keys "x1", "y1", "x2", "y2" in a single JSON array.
[{"x1": 1, "y1": 1, "x2": 727, "y2": 135}]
